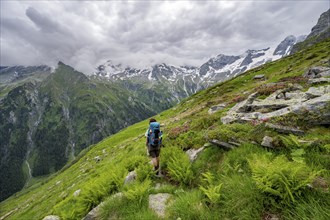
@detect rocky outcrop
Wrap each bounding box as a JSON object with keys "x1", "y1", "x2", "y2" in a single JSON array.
[
  {"x1": 209, "y1": 140, "x2": 235, "y2": 150},
  {"x1": 124, "y1": 171, "x2": 137, "y2": 185},
  {"x1": 265, "y1": 123, "x2": 305, "y2": 136},
  {"x1": 253, "y1": 74, "x2": 265, "y2": 80},
  {"x1": 82, "y1": 203, "x2": 103, "y2": 220},
  {"x1": 208, "y1": 104, "x2": 226, "y2": 114},
  {"x1": 306, "y1": 9, "x2": 330, "y2": 39},
  {"x1": 186, "y1": 147, "x2": 205, "y2": 162},
  {"x1": 221, "y1": 85, "x2": 330, "y2": 124},
  {"x1": 148, "y1": 193, "x2": 172, "y2": 218},
  {"x1": 42, "y1": 216, "x2": 60, "y2": 220},
  {"x1": 303, "y1": 66, "x2": 330, "y2": 78},
  {"x1": 261, "y1": 136, "x2": 274, "y2": 148},
  {"x1": 291, "y1": 9, "x2": 330, "y2": 54}
]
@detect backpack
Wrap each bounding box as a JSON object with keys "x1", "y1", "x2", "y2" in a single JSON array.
[{"x1": 148, "y1": 122, "x2": 162, "y2": 146}]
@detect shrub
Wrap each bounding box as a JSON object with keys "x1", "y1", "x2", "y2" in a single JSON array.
[
  {"x1": 176, "y1": 130, "x2": 206, "y2": 149},
  {"x1": 255, "y1": 83, "x2": 287, "y2": 96},
  {"x1": 248, "y1": 155, "x2": 321, "y2": 207},
  {"x1": 167, "y1": 123, "x2": 189, "y2": 139},
  {"x1": 207, "y1": 123, "x2": 253, "y2": 143}
]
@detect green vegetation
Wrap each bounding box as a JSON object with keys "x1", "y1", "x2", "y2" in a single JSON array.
[{"x1": 0, "y1": 39, "x2": 329, "y2": 219}]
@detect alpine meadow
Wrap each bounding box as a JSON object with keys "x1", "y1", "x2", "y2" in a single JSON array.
[{"x1": 0, "y1": 2, "x2": 329, "y2": 220}]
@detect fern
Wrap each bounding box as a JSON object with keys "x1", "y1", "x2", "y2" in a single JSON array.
[
  {"x1": 163, "y1": 146, "x2": 194, "y2": 186},
  {"x1": 199, "y1": 172, "x2": 222, "y2": 205},
  {"x1": 290, "y1": 148, "x2": 305, "y2": 163},
  {"x1": 249, "y1": 155, "x2": 321, "y2": 207},
  {"x1": 167, "y1": 153, "x2": 194, "y2": 186},
  {"x1": 280, "y1": 134, "x2": 301, "y2": 148},
  {"x1": 123, "y1": 179, "x2": 151, "y2": 204}
]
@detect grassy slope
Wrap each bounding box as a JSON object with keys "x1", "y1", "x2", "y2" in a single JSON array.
[{"x1": 0, "y1": 39, "x2": 329, "y2": 219}]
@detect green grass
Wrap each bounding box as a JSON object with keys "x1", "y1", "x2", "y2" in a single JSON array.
[{"x1": 0, "y1": 39, "x2": 329, "y2": 219}]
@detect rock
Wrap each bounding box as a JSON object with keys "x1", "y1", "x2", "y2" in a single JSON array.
[
  {"x1": 209, "y1": 139, "x2": 235, "y2": 150},
  {"x1": 124, "y1": 171, "x2": 137, "y2": 185},
  {"x1": 305, "y1": 85, "x2": 330, "y2": 99},
  {"x1": 312, "y1": 177, "x2": 329, "y2": 192},
  {"x1": 149, "y1": 193, "x2": 171, "y2": 218},
  {"x1": 303, "y1": 66, "x2": 330, "y2": 78},
  {"x1": 82, "y1": 203, "x2": 103, "y2": 220},
  {"x1": 265, "y1": 123, "x2": 305, "y2": 136},
  {"x1": 94, "y1": 156, "x2": 101, "y2": 162},
  {"x1": 208, "y1": 104, "x2": 226, "y2": 114},
  {"x1": 308, "y1": 78, "x2": 330, "y2": 84},
  {"x1": 221, "y1": 85, "x2": 330, "y2": 124},
  {"x1": 253, "y1": 74, "x2": 265, "y2": 80},
  {"x1": 261, "y1": 136, "x2": 274, "y2": 148},
  {"x1": 112, "y1": 192, "x2": 123, "y2": 199},
  {"x1": 186, "y1": 147, "x2": 205, "y2": 162},
  {"x1": 82, "y1": 193, "x2": 123, "y2": 220},
  {"x1": 228, "y1": 141, "x2": 241, "y2": 147},
  {"x1": 42, "y1": 216, "x2": 61, "y2": 220},
  {"x1": 263, "y1": 213, "x2": 280, "y2": 220},
  {"x1": 73, "y1": 189, "x2": 81, "y2": 197}
]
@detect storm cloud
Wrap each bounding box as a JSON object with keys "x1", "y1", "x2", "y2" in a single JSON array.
[{"x1": 0, "y1": 1, "x2": 328, "y2": 74}]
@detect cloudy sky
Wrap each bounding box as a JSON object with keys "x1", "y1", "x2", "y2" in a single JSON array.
[{"x1": 0, "y1": 1, "x2": 328, "y2": 74}]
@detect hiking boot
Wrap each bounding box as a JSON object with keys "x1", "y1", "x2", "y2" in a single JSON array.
[{"x1": 155, "y1": 172, "x2": 164, "y2": 178}]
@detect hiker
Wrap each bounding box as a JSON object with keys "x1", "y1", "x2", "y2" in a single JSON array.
[{"x1": 145, "y1": 118, "x2": 162, "y2": 175}]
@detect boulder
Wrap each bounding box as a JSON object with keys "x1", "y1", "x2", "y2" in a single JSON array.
[
  {"x1": 149, "y1": 193, "x2": 171, "y2": 218},
  {"x1": 208, "y1": 104, "x2": 226, "y2": 114},
  {"x1": 265, "y1": 123, "x2": 305, "y2": 136},
  {"x1": 253, "y1": 74, "x2": 265, "y2": 80},
  {"x1": 42, "y1": 216, "x2": 60, "y2": 220},
  {"x1": 94, "y1": 156, "x2": 101, "y2": 162},
  {"x1": 303, "y1": 66, "x2": 330, "y2": 78},
  {"x1": 209, "y1": 139, "x2": 235, "y2": 150},
  {"x1": 73, "y1": 189, "x2": 81, "y2": 197},
  {"x1": 305, "y1": 85, "x2": 330, "y2": 99},
  {"x1": 124, "y1": 171, "x2": 137, "y2": 185},
  {"x1": 261, "y1": 136, "x2": 274, "y2": 148},
  {"x1": 82, "y1": 203, "x2": 103, "y2": 220},
  {"x1": 308, "y1": 78, "x2": 330, "y2": 84},
  {"x1": 82, "y1": 193, "x2": 122, "y2": 220},
  {"x1": 186, "y1": 147, "x2": 205, "y2": 162}
]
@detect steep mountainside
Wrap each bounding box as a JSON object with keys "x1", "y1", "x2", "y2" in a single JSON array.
[
  {"x1": 0, "y1": 65, "x2": 51, "y2": 98},
  {"x1": 1, "y1": 37, "x2": 329, "y2": 220},
  {"x1": 0, "y1": 62, "x2": 178, "y2": 201},
  {"x1": 291, "y1": 9, "x2": 330, "y2": 54}
]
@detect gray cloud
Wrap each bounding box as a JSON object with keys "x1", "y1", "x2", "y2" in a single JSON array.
[{"x1": 0, "y1": 1, "x2": 329, "y2": 74}]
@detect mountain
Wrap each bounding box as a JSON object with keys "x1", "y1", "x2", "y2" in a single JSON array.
[
  {"x1": 291, "y1": 9, "x2": 330, "y2": 54},
  {"x1": 0, "y1": 62, "x2": 178, "y2": 201},
  {"x1": 273, "y1": 35, "x2": 306, "y2": 56},
  {"x1": 93, "y1": 35, "x2": 303, "y2": 90},
  {"x1": 1, "y1": 9, "x2": 328, "y2": 203},
  {"x1": 0, "y1": 37, "x2": 329, "y2": 220}
]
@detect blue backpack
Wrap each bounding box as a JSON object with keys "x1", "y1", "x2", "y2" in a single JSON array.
[{"x1": 148, "y1": 122, "x2": 162, "y2": 146}]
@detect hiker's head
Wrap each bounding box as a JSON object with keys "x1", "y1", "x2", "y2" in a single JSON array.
[{"x1": 149, "y1": 118, "x2": 156, "y2": 124}]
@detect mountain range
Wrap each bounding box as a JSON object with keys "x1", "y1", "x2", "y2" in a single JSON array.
[
  {"x1": 92, "y1": 34, "x2": 306, "y2": 93},
  {"x1": 0, "y1": 9, "x2": 329, "y2": 202}
]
